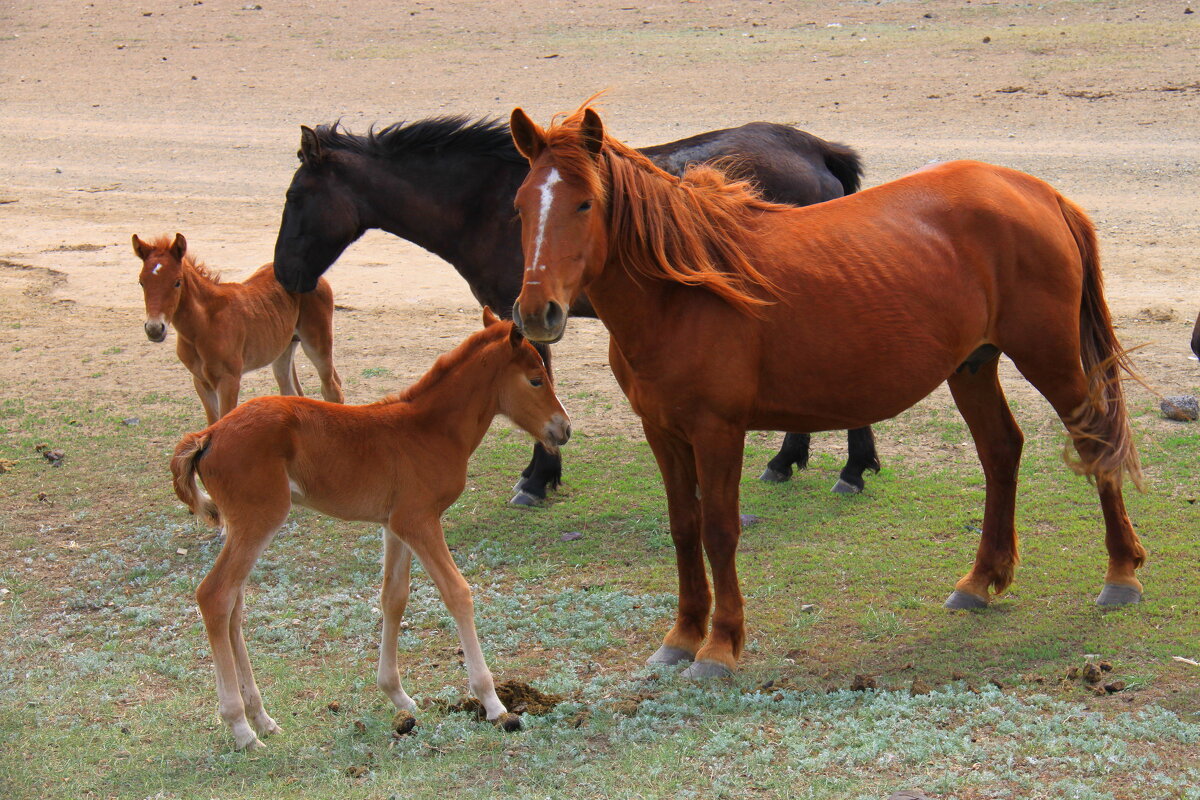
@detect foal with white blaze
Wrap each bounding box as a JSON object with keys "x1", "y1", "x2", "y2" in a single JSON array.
[
  {"x1": 135, "y1": 233, "x2": 343, "y2": 422},
  {"x1": 171, "y1": 309, "x2": 570, "y2": 749}
]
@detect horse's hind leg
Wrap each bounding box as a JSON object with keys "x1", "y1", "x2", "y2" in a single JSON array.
[
  {"x1": 833, "y1": 426, "x2": 882, "y2": 495},
  {"x1": 1006, "y1": 353, "x2": 1146, "y2": 605},
  {"x1": 271, "y1": 340, "x2": 303, "y2": 396},
  {"x1": 296, "y1": 302, "x2": 344, "y2": 403},
  {"x1": 229, "y1": 587, "x2": 282, "y2": 738},
  {"x1": 759, "y1": 432, "x2": 809, "y2": 483},
  {"x1": 944, "y1": 356, "x2": 1025, "y2": 609},
  {"x1": 376, "y1": 526, "x2": 417, "y2": 712}
]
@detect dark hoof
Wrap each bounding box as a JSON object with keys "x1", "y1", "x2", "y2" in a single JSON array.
[
  {"x1": 944, "y1": 590, "x2": 989, "y2": 610},
  {"x1": 831, "y1": 479, "x2": 862, "y2": 495},
  {"x1": 494, "y1": 712, "x2": 523, "y2": 732},
  {"x1": 647, "y1": 645, "x2": 694, "y2": 666},
  {"x1": 758, "y1": 467, "x2": 790, "y2": 483},
  {"x1": 508, "y1": 491, "x2": 541, "y2": 507},
  {"x1": 1096, "y1": 584, "x2": 1142, "y2": 606},
  {"x1": 681, "y1": 660, "x2": 734, "y2": 679}
]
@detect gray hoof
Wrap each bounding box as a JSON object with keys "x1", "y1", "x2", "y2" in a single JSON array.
[
  {"x1": 681, "y1": 660, "x2": 733, "y2": 679},
  {"x1": 1096, "y1": 583, "x2": 1142, "y2": 606},
  {"x1": 647, "y1": 645, "x2": 694, "y2": 666},
  {"x1": 758, "y1": 467, "x2": 790, "y2": 483},
  {"x1": 944, "y1": 590, "x2": 989, "y2": 610},
  {"x1": 508, "y1": 491, "x2": 540, "y2": 507},
  {"x1": 831, "y1": 479, "x2": 862, "y2": 495}
]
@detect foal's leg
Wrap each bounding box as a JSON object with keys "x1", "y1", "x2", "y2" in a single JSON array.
[
  {"x1": 229, "y1": 586, "x2": 283, "y2": 738},
  {"x1": 214, "y1": 371, "x2": 243, "y2": 419},
  {"x1": 685, "y1": 423, "x2": 748, "y2": 678},
  {"x1": 759, "y1": 432, "x2": 810, "y2": 483},
  {"x1": 295, "y1": 303, "x2": 344, "y2": 403},
  {"x1": 192, "y1": 374, "x2": 220, "y2": 425},
  {"x1": 376, "y1": 526, "x2": 417, "y2": 712},
  {"x1": 395, "y1": 513, "x2": 514, "y2": 727},
  {"x1": 833, "y1": 426, "x2": 882, "y2": 494},
  {"x1": 195, "y1": 501, "x2": 288, "y2": 750},
  {"x1": 944, "y1": 357, "x2": 1025, "y2": 609},
  {"x1": 271, "y1": 340, "x2": 303, "y2": 396},
  {"x1": 643, "y1": 423, "x2": 709, "y2": 667}
]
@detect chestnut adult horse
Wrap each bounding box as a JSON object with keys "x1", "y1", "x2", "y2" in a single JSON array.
[
  {"x1": 507, "y1": 103, "x2": 1146, "y2": 678},
  {"x1": 172, "y1": 309, "x2": 570, "y2": 749}
]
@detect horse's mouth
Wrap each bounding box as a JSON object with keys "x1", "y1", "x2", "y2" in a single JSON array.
[{"x1": 144, "y1": 328, "x2": 168, "y2": 343}]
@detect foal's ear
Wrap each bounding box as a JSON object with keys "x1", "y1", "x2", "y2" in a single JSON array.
[
  {"x1": 131, "y1": 234, "x2": 151, "y2": 260},
  {"x1": 510, "y1": 108, "x2": 544, "y2": 162},
  {"x1": 508, "y1": 321, "x2": 525, "y2": 349},
  {"x1": 581, "y1": 108, "x2": 605, "y2": 159},
  {"x1": 170, "y1": 233, "x2": 187, "y2": 262},
  {"x1": 299, "y1": 125, "x2": 324, "y2": 165},
  {"x1": 482, "y1": 306, "x2": 501, "y2": 327}
]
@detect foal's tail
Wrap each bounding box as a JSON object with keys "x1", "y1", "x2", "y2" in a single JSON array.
[
  {"x1": 171, "y1": 431, "x2": 221, "y2": 526},
  {"x1": 1059, "y1": 196, "x2": 1145, "y2": 490}
]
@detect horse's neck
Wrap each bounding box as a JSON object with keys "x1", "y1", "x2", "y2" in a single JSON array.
[
  {"x1": 170, "y1": 264, "x2": 220, "y2": 333},
  {"x1": 585, "y1": 262, "x2": 674, "y2": 367},
  {"x1": 390, "y1": 356, "x2": 501, "y2": 455},
  {"x1": 366, "y1": 152, "x2": 524, "y2": 273}
]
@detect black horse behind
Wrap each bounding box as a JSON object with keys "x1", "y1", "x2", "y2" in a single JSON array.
[{"x1": 273, "y1": 117, "x2": 880, "y2": 504}]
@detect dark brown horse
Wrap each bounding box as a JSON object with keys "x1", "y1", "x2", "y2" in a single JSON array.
[
  {"x1": 508, "y1": 103, "x2": 1146, "y2": 678},
  {"x1": 270, "y1": 117, "x2": 879, "y2": 503},
  {"x1": 1191, "y1": 310, "x2": 1200, "y2": 360}
]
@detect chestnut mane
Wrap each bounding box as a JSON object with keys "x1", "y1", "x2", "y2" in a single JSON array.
[
  {"x1": 542, "y1": 107, "x2": 785, "y2": 314},
  {"x1": 375, "y1": 322, "x2": 521, "y2": 405},
  {"x1": 145, "y1": 235, "x2": 222, "y2": 283}
]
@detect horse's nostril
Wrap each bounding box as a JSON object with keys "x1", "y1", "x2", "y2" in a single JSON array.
[{"x1": 545, "y1": 301, "x2": 565, "y2": 333}]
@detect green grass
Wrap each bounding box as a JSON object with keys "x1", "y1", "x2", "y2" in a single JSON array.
[{"x1": 1, "y1": 383, "x2": 1198, "y2": 799}]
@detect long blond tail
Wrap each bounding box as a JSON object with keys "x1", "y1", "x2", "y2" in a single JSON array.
[{"x1": 171, "y1": 431, "x2": 221, "y2": 526}]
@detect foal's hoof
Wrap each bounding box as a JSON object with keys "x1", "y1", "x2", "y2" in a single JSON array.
[
  {"x1": 681, "y1": 660, "x2": 734, "y2": 680},
  {"x1": 1096, "y1": 584, "x2": 1142, "y2": 606},
  {"x1": 758, "y1": 467, "x2": 790, "y2": 483},
  {"x1": 944, "y1": 590, "x2": 989, "y2": 610},
  {"x1": 508, "y1": 490, "x2": 541, "y2": 507},
  {"x1": 831, "y1": 478, "x2": 863, "y2": 495},
  {"x1": 647, "y1": 645, "x2": 695, "y2": 666},
  {"x1": 494, "y1": 712, "x2": 523, "y2": 732}
]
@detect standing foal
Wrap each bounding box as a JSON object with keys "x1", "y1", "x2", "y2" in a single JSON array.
[
  {"x1": 171, "y1": 309, "x2": 570, "y2": 750},
  {"x1": 135, "y1": 233, "x2": 343, "y2": 422}
]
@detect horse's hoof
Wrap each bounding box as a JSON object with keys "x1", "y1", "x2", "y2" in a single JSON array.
[
  {"x1": 1096, "y1": 584, "x2": 1142, "y2": 606},
  {"x1": 494, "y1": 712, "x2": 523, "y2": 732},
  {"x1": 758, "y1": 467, "x2": 790, "y2": 483},
  {"x1": 647, "y1": 645, "x2": 695, "y2": 666},
  {"x1": 831, "y1": 479, "x2": 862, "y2": 495},
  {"x1": 944, "y1": 590, "x2": 989, "y2": 610},
  {"x1": 508, "y1": 490, "x2": 541, "y2": 507},
  {"x1": 681, "y1": 660, "x2": 734, "y2": 679}
]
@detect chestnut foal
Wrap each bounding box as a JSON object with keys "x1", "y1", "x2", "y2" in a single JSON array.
[
  {"x1": 135, "y1": 233, "x2": 343, "y2": 422},
  {"x1": 171, "y1": 309, "x2": 570, "y2": 750}
]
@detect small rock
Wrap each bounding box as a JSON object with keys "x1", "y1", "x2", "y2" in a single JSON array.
[
  {"x1": 391, "y1": 710, "x2": 416, "y2": 735},
  {"x1": 1082, "y1": 662, "x2": 1103, "y2": 684},
  {"x1": 1160, "y1": 395, "x2": 1198, "y2": 422},
  {"x1": 1099, "y1": 660, "x2": 1113, "y2": 672},
  {"x1": 42, "y1": 449, "x2": 65, "y2": 466},
  {"x1": 910, "y1": 678, "x2": 932, "y2": 696},
  {"x1": 888, "y1": 792, "x2": 931, "y2": 800},
  {"x1": 327, "y1": 700, "x2": 341, "y2": 713},
  {"x1": 799, "y1": 603, "x2": 817, "y2": 613},
  {"x1": 559, "y1": 531, "x2": 583, "y2": 542},
  {"x1": 37, "y1": 492, "x2": 49, "y2": 502},
  {"x1": 982, "y1": 35, "x2": 991, "y2": 43},
  {"x1": 344, "y1": 765, "x2": 368, "y2": 778},
  {"x1": 740, "y1": 513, "x2": 761, "y2": 527},
  {"x1": 850, "y1": 673, "x2": 877, "y2": 691},
  {"x1": 1104, "y1": 681, "x2": 1127, "y2": 694},
  {"x1": 122, "y1": 417, "x2": 140, "y2": 426}
]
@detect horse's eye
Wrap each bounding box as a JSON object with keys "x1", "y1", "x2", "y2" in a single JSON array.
[
  {"x1": 578, "y1": 200, "x2": 592, "y2": 212},
  {"x1": 530, "y1": 377, "x2": 544, "y2": 388},
  {"x1": 174, "y1": 280, "x2": 181, "y2": 288}
]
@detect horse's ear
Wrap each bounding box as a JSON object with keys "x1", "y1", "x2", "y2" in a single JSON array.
[
  {"x1": 171, "y1": 233, "x2": 187, "y2": 261},
  {"x1": 299, "y1": 125, "x2": 323, "y2": 165},
  {"x1": 508, "y1": 320, "x2": 525, "y2": 349},
  {"x1": 510, "y1": 108, "x2": 544, "y2": 162},
  {"x1": 482, "y1": 306, "x2": 501, "y2": 327},
  {"x1": 132, "y1": 234, "x2": 150, "y2": 260},
  {"x1": 581, "y1": 108, "x2": 605, "y2": 159}
]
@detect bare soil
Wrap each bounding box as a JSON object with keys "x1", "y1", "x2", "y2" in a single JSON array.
[{"x1": 1, "y1": 0, "x2": 1198, "y2": 438}]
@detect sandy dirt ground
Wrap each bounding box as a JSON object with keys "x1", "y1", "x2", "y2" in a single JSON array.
[{"x1": 1, "y1": 0, "x2": 1198, "y2": 440}]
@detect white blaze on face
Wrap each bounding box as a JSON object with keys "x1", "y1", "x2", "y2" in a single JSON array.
[
  {"x1": 528, "y1": 168, "x2": 562, "y2": 273},
  {"x1": 152, "y1": 262, "x2": 162, "y2": 275}
]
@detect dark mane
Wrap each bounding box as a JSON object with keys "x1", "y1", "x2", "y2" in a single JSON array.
[
  {"x1": 312, "y1": 116, "x2": 525, "y2": 164},
  {"x1": 543, "y1": 107, "x2": 783, "y2": 315},
  {"x1": 147, "y1": 234, "x2": 221, "y2": 283}
]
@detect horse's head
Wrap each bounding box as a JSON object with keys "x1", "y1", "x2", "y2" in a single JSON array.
[
  {"x1": 273, "y1": 126, "x2": 364, "y2": 293},
  {"x1": 508, "y1": 106, "x2": 610, "y2": 344},
  {"x1": 133, "y1": 233, "x2": 187, "y2": 342},
  {"x1": 483, "y1": 307, "x2": 571, "y2": 452}
]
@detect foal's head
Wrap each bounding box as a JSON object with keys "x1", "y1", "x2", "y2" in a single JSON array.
[
  {"x1": 482, "y1": 308, "x2": 571, "y2": 452},
  {"x1": 133, "y1": 233, "x2": 189, "y2": 342}
]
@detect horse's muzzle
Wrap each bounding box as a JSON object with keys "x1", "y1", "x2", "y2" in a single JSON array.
[
  {"x1": 542, "y1": 414, "x2": 572, "y2": 452},
  {"x1": 144, "y1": 320, "x2": 168, "y2": 343},
  {"x1": 513, "y1": 299, "x2": 567, "y2": 344}
]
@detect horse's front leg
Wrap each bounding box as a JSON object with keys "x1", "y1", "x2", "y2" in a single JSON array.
[
  {"x1": 684, "y1": 423, "x2": 747, "y2": 679},
  {"x1": 642, "y1": 423, "x2": 709, "y2": 666},
  {"x1": 214, "y1": 369, "x2": 242, "y2": 419},
  {"x1": 191, "y1": 374, "x2": 220, "y2": 425}
]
